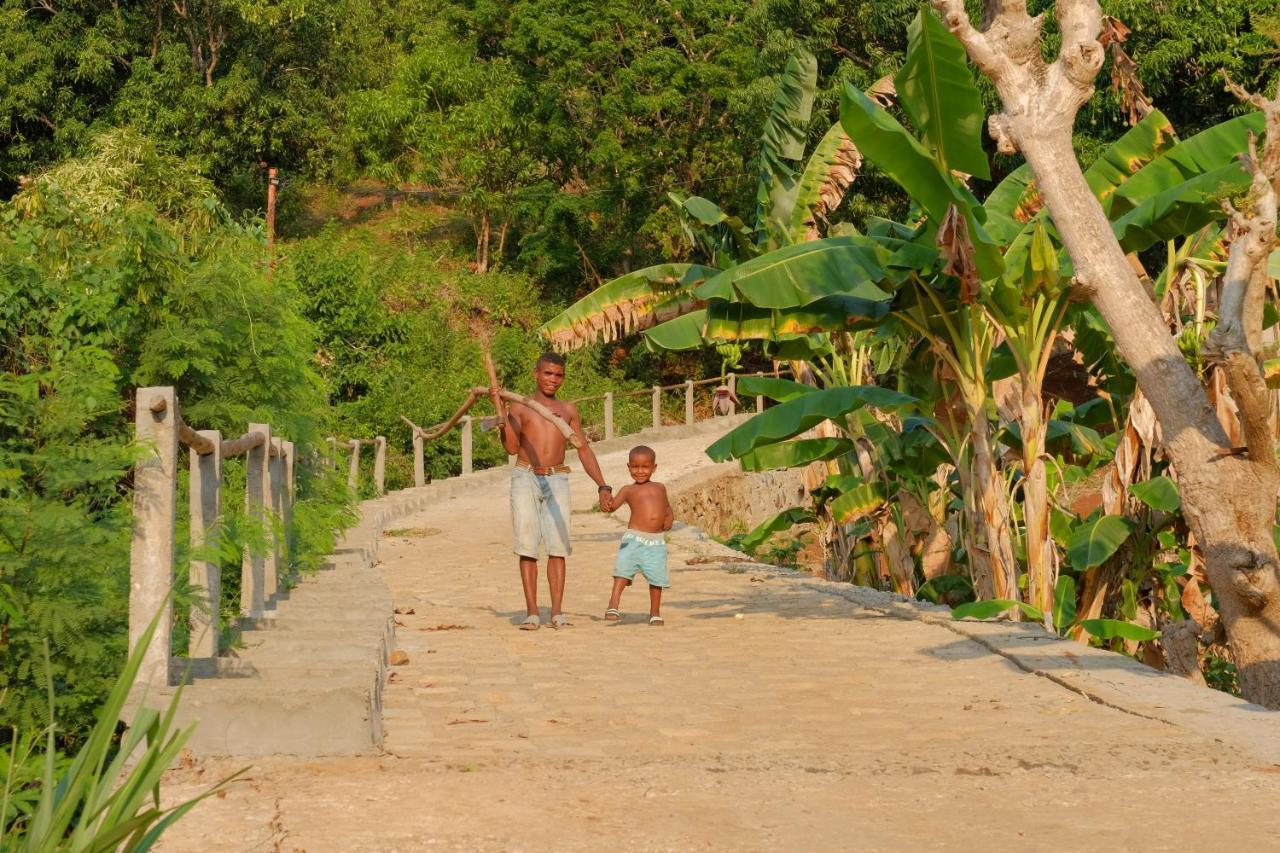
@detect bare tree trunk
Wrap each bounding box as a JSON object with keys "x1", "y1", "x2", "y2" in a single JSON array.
[
  {"x1": 1019, "y1": 382, "x2": 1055, "y2": 622},
  {"x1": 475, "y1": 210, "x2": 491, "y2": 274},
  {"x1": 965, "y1": 397, "x2": 1018, "y2": 604},
  {"x1": 934, "y1": 0, "x2": 1280, "y2": 706}
]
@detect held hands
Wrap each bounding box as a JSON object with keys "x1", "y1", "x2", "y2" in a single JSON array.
[{"x1": 598, "y1": 485, "x2": 613, "y2": 512}]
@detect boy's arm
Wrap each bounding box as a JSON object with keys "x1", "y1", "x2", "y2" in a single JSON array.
[
  {"x1": 497, "y1": 403, "x2": 522, "y2": 455},
  {"x1": 602, "y1": 484, "x2": 630, "y2": 514},
  {"x1": 661, "y1": 484, "x2": 674, "y2": 530},
  {"x1": 567, "y1": 403, "x2": 613, "y2": 504}
]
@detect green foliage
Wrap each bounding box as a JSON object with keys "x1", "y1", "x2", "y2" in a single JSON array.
[
  {"x1": 0, "y1": 132, "x2": 340, "y2": 740},
  {"x1": 2, "y1": 619, "x2": 242, "y2": 846}
]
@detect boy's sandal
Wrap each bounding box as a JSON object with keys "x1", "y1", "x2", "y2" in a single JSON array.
[
  {"x1": 604, "y1": 608, "x2": 621, "y2": 622},
  {"x1": 550, "y1": 613, "x2": 573, "y2": 629},
  {"x1": 519, "y1": 614, "x2": 541, "y2": 631},
  {"x1": 649, "y1": 615, "x2": 665, "y2": 626}
]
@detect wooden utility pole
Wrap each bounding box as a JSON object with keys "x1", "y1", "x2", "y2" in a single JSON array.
[{"x1": 266, "y1": 166, "x2": 279, "y2": 277}]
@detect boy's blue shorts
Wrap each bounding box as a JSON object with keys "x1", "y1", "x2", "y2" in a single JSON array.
[{"x1": 613, "y1": 530, "x2": 669, "y2": 588}]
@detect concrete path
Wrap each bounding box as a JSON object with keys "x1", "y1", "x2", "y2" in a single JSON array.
[{"x1": 160, "y1": 430, "x2": 1280, "y2": 852}]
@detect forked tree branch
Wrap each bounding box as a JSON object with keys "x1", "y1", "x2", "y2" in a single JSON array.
[{"x1": 1204, "y1": 77, "x2": 1280, "y2": 467}]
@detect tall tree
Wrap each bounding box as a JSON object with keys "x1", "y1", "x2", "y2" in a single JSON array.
[{"x1": 930, "y1": 0, "x2": 1280, "y2": 708}]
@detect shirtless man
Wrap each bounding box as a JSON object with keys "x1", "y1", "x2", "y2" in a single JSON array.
[{"x1": 492, "y1": 352, "x2": 611, "y2": 630}]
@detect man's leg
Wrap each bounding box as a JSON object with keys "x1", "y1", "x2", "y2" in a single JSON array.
[
  {"x1": 519, "y1": 556, "x2": 540, "y2": 617},
  {"x1": 547, "y1": 555, "x2": 566, "y2": 617}
]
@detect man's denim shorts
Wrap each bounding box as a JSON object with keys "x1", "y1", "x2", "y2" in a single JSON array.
[
  {"x1": 613, "y1": 530, "x2": 669, "y2": 588},
  {"x1": 510, "y1": 467, "x2": 571, "y2": 558}
]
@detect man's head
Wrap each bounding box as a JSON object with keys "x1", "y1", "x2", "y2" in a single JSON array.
[
  {"x1": 533, "y1": 352, "x2": 566, "y2": 397},
  {"x1": 627, "y1": 445, "x2": 657, "y2": 484}
]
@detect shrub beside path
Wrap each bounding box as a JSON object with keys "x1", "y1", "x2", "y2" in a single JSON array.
[{"x1": 160, "y1": 430, "x2": 1280, "y2": 851}]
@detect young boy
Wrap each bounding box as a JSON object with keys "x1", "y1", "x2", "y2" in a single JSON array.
[{"x1": 601, "y1": 445, "x2": 674, "y2": 625}]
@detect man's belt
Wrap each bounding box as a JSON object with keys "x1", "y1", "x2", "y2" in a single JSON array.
[{"x1": 515, "y1": 461, "x2": 571, "y2": 476}]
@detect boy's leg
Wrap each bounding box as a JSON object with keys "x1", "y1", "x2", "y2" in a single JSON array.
[
  {"x1": 519, "y1": 556, "x2": 539, "y2": 617},
  {"x1": 606, "y1": 576, "x2": 629, "y2": 615},
  {"x1": 649, "y1": 584, "x2": 662, "y2": 618}
]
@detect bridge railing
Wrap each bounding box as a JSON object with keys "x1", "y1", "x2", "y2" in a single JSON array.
[
  {"x1": 326, "y1": 435, "x2": 387, "y2": 496},
  {"x1": 406, "y1": 370, "x2": 782, "y2": 483},
  {"x1": 130, "y1": 386, "x2": 297, "y2": 689}
]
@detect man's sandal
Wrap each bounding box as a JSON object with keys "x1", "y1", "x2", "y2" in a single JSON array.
[
  {"x1": 519, "y1": 614, "x2": 541, "y2": 631},
  {"x1": 649, "y1": 615, "x2": 665, "y2": 626},
  {"x1": 550, "y1": 613, "x2": 573, "y2": 629},
  {"x1": 604, "y1": 608, "x2": 621, "y2": 622}
]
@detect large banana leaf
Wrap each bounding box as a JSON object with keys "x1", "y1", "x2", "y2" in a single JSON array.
[
  {"x1": 738, "y1": 437, "x2": 854, "y2": 472},
  {"x1": 1001, "y1": 110, "x2": 1180, "y2": 281},
  {"x1": 1085, "y1": 109, "x2": 1177, "y2": 211},
  {"x1": 641, "y1": 308, "x2": 707, "y2": 351},
  {"x1": 642, "y1": 294, "x2": 889, "y2": 351},
  {"x1": 706, "y1": 294, "x2": 890, "y2": 340},
  {"x1": 757, "y1": 49, "x2": 819, "y2": 243},
  {"x1": 895, "y1": 8, "x2": 990, "y2": 180},
  {"x1": 540, "y1": 263, "x2": 717, "y2": 351},
  {"x1": 706, "y1": 385, "x2": 916, "y2": 461},
  {"x1": 1111, "y1": 111, "x2": 1265, "y2": 217},
  {"x1": 735, "y1": 507, "x2": 818, "y2": 554},
  {"x1": 787, "y1": 122, "x2": 863, "y2": 242},
  {"x1": 841, "y1": 83, "x2": 1003, "y2": 279},
  {"x1": 674, "y1": 193, "x2": 757, "y2": 257},
  {"x1": 830, "y1": 480, "x2": 888, "y2": 524},
  {"x1": 736, "y1": 375, "x2": 817, "y2": 401},
  {"x1": 693, "y1": 234, "x2": 934, "y2": 308},
  {"x1": 1111, "y1": 164, "x2": 1252, "y2": 253},
  {"x1": 983, "y1": 164, "x2": 1035, "y2": 244}
]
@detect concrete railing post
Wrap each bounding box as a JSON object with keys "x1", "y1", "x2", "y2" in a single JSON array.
[
  {"x1": 326, "y1": 436, "x2": 337, "y2": 469},
  {"x1": 757, "y1": 394, "x2": 765, "y2": 413},
  {"x1": 413, "y1": 430, "x2": 425, "y2": 487},
  {"x1": 265, "y1": 438, "x2": 283, "y2": 603},
  {"x1": 242, "y1": 423, "x2": 271, "y2": 617},
  {"x1": 347, "y1": 440, "x2": 361, "y2": 493},
  {"x1": 652, "y1": 386, "x2": 661, "y2": 429},
  {"x1": 130, "y1": 387, "x2": 178, "y2": 690},
  {"x1": 685, "y1": 380, "x2": 695, "y2": 425},
  {"x1": 604, "y1": 392, "x2": 614, "y2": 441},
  {"x1": 188, "y1": 429, "x2": 222, "y2": 660},
  {"x1": 282, "y1": 440, "x2": 295, "y2": 571},
  {"x1": 373, "y1": 436, "x2": 386, "y2": 496},
  {"x1": 461, "y1": 416, "x2": 473, "y2": 476}
]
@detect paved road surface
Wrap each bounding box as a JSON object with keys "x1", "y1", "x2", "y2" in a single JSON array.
[{"x1": 160, "y1": 430, "x2": 1280, "y2": 852}]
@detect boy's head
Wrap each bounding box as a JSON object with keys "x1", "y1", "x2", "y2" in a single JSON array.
[
  {"x1": 533, "y1": 352, "x2": 566, "y2": 397},
  {"x1": 627, "y1": 445, "x2": 657, "y2": 483}
]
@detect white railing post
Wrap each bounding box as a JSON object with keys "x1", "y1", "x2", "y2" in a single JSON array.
[
  {"x1": 347, "y1": 440, "x2": 361, "y2": 493},
  {"x1": 326, "y1": 436, "x2": 337, "y2": 469},
  {"x1": 130, "y1": 387, "x2": 178, "y2": 690},
  {"x1": 189, "y1": 429, "x2": 222, "y2": 660},
  {"x1": 604, "y1": 392, "x2": 614, "y2": 441},
  {"x1": 461, "y1": 416, "x2": 473, "y2": 476},
  {"x1": 685, "y1": 380, "x2": 695, "y2": 425},
  {"x1": 652, "y1": 386, "x2": 661, "y2": 429},
  {"x1": 373, "y1": 436, "x2": 387, "y2": 496},
  {"x1": 757, "y1": 394, "x2": 765, "y2": 413},
  {"x1": 282, "y1": 440, "x2": 295, "y2": 571},
  {"x1": 265, "y1": 437, "x2": 283, "y2": 603},
  {"x1": 413, "y1": 430, "x2": 425, "y2": 487},
  {"x1": 242, "y1": 423, "x2": 271, "y2": 617}
]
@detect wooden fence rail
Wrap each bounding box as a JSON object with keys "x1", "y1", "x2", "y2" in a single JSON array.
[
  {"x1": 130, "y1": 387, "x2": 296, "y2": 690},
  {"x1": 324, "y1": 436, "x2": 387, "y2": 496},
  {"x1": 404, "y1": 370, "x2": 785, "y2": 481}
]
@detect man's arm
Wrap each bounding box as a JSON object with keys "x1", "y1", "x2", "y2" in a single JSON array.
[
  {"x1": 567, "y1": 404, "x2": 613, "y2": 503},
  {"x1": 497, "y1": 403, "x2": 522, "y2": 455}
]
